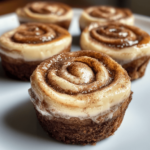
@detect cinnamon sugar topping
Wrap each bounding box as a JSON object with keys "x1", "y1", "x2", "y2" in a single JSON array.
[
  {"x1": 81, "y1": 22, "x2": 150, "y2": 65},
  {"x1": 12, "y1": 23, "x2": 57, "y2": 44},
  {"x1": 89, "y1": 6, "x2": 132, "y2": 21},
  {"x1": 29, "y1": 2, "x2": 67, "y2": 15},
  {"x1": 79, "y1": 6, "x2": 134, "y2": 30},
  {"x1": 89, "y1": 23, "x2": 146, "y2": 49}
]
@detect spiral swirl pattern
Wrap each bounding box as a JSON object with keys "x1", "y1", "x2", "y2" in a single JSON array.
[
  {"x1": 16, "y1": 2, "x2": 73, "y2": 29},
  {"x1": 30, "y1": 50, "x2": 131, "y2": 118},
  {"x1": 79, "y1": 6, "x2": 134, "y2": 31},
  {"x1": 27, "y1": 2, "x2": 67, "y2": 16},
  {"x1": 47, "y1": 55, "x2": 111, "y2": 95},
  {"x1": 13, "y1": 23, "x2": 57, "y2": 44},
  {"x1": 90, "y1": 23, "x2": 143, "y2": 49},
  {"x1": 89, "y1": 6, "x2": 131, "y2": 21},
  {"x1": 80, "y1": 22, "x2": 150, "y2": 65}
]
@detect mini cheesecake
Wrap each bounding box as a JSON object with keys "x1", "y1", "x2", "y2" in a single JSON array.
[
  {"x1": 29, "y1": 50, "x2": 132, "y2": 145},
  {"x1": 0, "y1": 23, "x2": 72, "y2": 80}
]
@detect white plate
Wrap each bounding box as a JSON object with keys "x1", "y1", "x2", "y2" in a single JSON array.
[{"x1": 0, "y1": 9, "x2": 150, "y2": 150}]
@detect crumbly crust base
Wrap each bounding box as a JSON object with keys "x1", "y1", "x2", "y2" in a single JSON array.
[
  {"x1": 33, "y1": 92, "x2": 132, "y2": 145},
  {"x1": 0, "y1": 45, "x2": 71, "y2": 81},
  {"x1": 123, "y1": 56, "x2": 150, "y2": 80}
]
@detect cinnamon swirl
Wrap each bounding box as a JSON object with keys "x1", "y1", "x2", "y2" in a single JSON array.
[
  {"x1": 79, "y1": 6, "x2": 134, "y2": 31},
  {"x1": 0, "y1": 23, "x2": 72, "y2": 80},
  {"x1": 29, "y1": 50, "x2": 132, "y2": 145},
  {"x1": 80, "y1": 22, "x2": 150, "y2": 80},
  {"x1": 16, "y1": 2, "x2": 73, "y2": 30}
]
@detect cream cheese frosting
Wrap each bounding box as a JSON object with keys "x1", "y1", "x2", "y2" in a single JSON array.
[
  {"x1": 79, "y1": 6, "x2": 134, "y2": 30},
  {"x1": 16, "y1": 2, "x2": 73, "y2": 23},
  {"x1": 80, "y1": 23, "x2": 150, "y2": 65},
  {"x1": 29, "y1": 50, "x2": 131, "y2": 123},
  {"x1": 0, "y1": 23, "x2": 72, "y2": 61}
]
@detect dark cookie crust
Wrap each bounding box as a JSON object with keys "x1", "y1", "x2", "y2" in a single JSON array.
[
  {"x1": 34, "y1": 93, "x2": 132, "y2": 145},
  {"x1": 1, "y1": 57, "x2": 40, "y2": 81}
]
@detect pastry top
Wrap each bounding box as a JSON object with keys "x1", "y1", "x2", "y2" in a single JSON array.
[
  {"x1": 29, "y1": 50, "x2": 131, "y2": 123},
  {"x1": 0, "y1": 23, "x2": 72, "y2": 61},
  {"x1": 79, "y1": 6, "x2": 134, "y2": 29},
  {"x1": 16, "y1": 1, "x2": 73, "y2": 23},
  {"x1": 80, "y1": 22, "x2": 150, "y2": 65}
]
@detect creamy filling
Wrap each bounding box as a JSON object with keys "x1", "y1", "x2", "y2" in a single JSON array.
[
  {"x1": 29, "y1": 88, "x2": 130, "y2": 123},
  {"x1": 29, "y1": 78, "x2": 131, "y2": 122},
  {"x1": 80, "y1": 31, "x2": 150, "y2": 65},
  {"x1": 0, "y1": 30, "x2": 72, "y2": 61}
]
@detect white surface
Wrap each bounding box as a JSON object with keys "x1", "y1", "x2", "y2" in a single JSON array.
[{"x1": 0, "y1": 9, "x2": 150, "y2": 150}]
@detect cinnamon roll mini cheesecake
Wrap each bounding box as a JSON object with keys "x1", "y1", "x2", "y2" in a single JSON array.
[
  {"x1": 0, "y1": 23, "x2": 72, "y2": 80},
  {"x1": 29, "y1": 50, "x2": 132, "y2": 145},
  {"x1": 16, "y1": 1, "x2": 73, "y2": 30},
  {"x1": 79, "y1": 6, "x2": 134, "y2": 31},
  {"x1": 80, "y1": 22, "x2": 150, "y2": 80}
]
